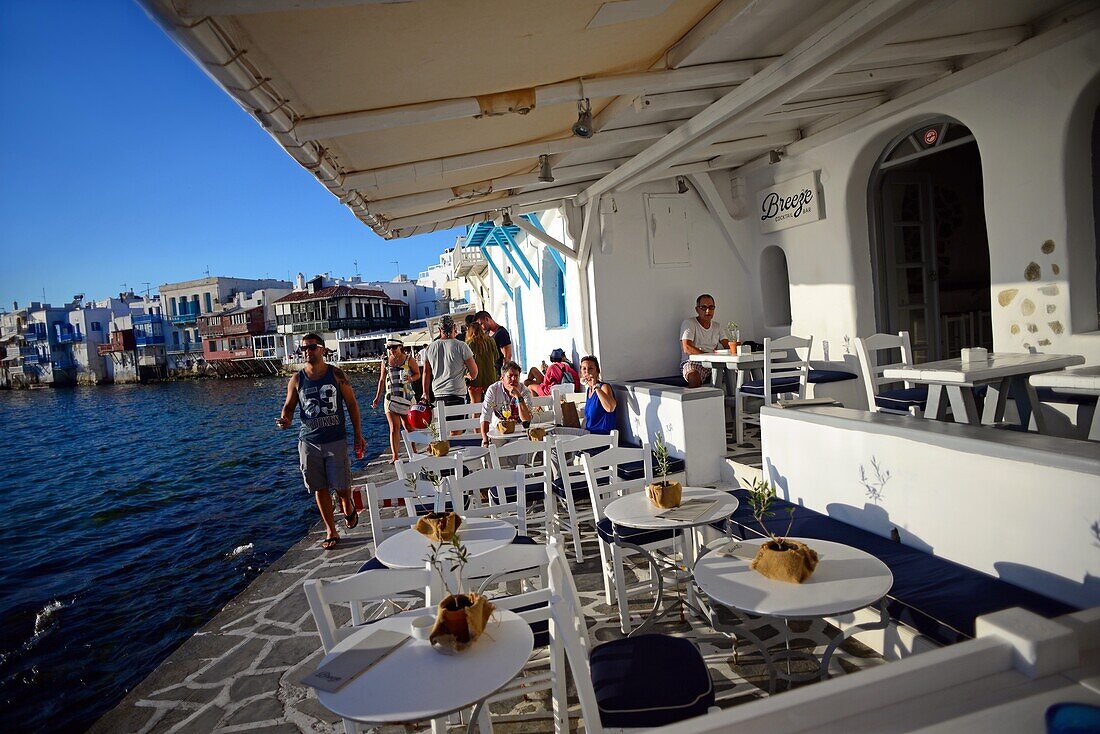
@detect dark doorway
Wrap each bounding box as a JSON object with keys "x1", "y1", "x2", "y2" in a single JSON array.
[{"x1": 872, "y1": 121, "x2": 992, "y2": 361}]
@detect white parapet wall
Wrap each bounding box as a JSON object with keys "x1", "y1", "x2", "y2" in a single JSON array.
[
  {"x1": 759, "y1": 405, "x2": 1100, "y2": 609},
  {"x1": 614, "y1": 381, "x2": 727, "y2": 486}
]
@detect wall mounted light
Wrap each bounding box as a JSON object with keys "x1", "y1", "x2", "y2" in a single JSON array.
[
  {"x1": 501, "y1": 210, "x2": 514, "y2": 227},
  {"x1": 572, "y1": 98, "x2": 593, "y2": 138},
  {"x1": 538, "y1": 154, "x2": 554, "y2": 182},
  {"x1": 676, "y1": 176, "x2": 689, "y2": 194},
  {"x1": 769, "y1": 149, "x2": 784, "y2": 165}
]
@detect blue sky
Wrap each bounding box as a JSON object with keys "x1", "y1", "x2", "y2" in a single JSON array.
[{"x1": 0, "y1": 0, "x2": 459, "y2": 310}]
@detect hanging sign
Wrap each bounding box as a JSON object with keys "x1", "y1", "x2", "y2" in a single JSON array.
[{"x1": 756, "y1": 171, "x2": 823, "y2": 234}]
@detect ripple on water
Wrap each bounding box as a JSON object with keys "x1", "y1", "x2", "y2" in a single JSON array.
[{"x1": 0, "y1": 374, "x2": 384, "y2": 732}]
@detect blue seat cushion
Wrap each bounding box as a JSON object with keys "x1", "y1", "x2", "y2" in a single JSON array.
[
  {"x1": 1034, "y1": 386, "x2": 1096, "y2": 407},
  {"x1": 739, "y1": 375, "x2": 801, "y2": 396},
  {"x1": 596, "y1": 518, "x2": 676, "y2": 546},
  {"x1": 808, "y1": 369, "x2": 857, "y2": 384},
  {"x1": 447, "y1": 435, "x2": 483, "y2": 447},
  {"x1": 875, "y1": 386, "x2": 928, "y2": 411},
  {"x1": 356, "y1": 556, "x2": 389, "y2": 573},
  {"x1": 618, "y1": 457, "x2": 684, "y2": 481},
  {"x1": 552, "y1": 474, "x2": 610, "y2": 500},
  {"x1": 720, "y1": 490, "x2": 1077, "y2": 645},
  {"x1": 511, "y1": 534, "x2": 539, "y2": 545},
  {"x1": 590, "y1": 634, "x2": 715, "y2": 727}
]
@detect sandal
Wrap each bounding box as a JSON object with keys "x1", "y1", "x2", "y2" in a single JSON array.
[
  {"x1": 321, "y1": 536, "x2": 339, "y2": 550},
  {"x1": 345, "y1": 510, "x2": 359, "y2": 530}
]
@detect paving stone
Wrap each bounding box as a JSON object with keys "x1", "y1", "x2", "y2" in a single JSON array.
[
  {"x1": 242, "y1": 724, "x2": 305, "y2": 734},
  {"x1": 191, "y1": 637, "x2": 269, "y2": 684},
  {"x1": 224, "y1": 695, "x2": 284, "y2": 726},
  {"x1": 290, "y1": 696, "x2": 342, "y2": 725},
  {"x1": 229, "y1": 671, "x2": 284, "y2": 700},
  {"x1": 146, "y1": 684, "x2": 222, "y2": 704},
  {"x1": 254, "y1": 623, "x2": 294, "y2": 638},
  {"x1": 258, "y1": 635, "x2": 322, "y2": 669},
  {"x1": 175, "y1": 703, "x2": 225, "y2": 732},
  {"x1": 265, "y1": 591, "x2": 311, "y2": 624}
]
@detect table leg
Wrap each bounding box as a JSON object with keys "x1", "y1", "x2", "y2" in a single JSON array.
[
  {"x1": 818, "y1": 597, "x2": 891, "y2": 680},
  {"x1": 1010, "y1": 376, "x2": 1047, "y2": 433},
  {"x1": 981, "y1": 378, "x2": 1010, "y2": 425},
  {"x1": 924, "y1": 384, "x2": 944, "y2": 420},
  {"x1": 1089, "y1": 401, "x2": 1100, "y2": 441},
  {"x1": 946, "y1": 385, "x2": 979, "y2": 425}
]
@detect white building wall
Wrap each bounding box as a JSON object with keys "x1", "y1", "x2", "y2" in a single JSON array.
[{"x1": 711, "y1": 30, "x2": 1100, "y2": 364}]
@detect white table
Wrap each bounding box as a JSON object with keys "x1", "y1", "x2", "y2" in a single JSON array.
[
  {"x1": 694, "y1": 536, "x2": 893, "y2": 689},
  {"x1": 603, "y1": 487, "x2": 739, "y2": 634},
  {"x1": 1031, "y1": 365, "x2": 1100, "y2": 441},
  {"x1": 688, "y1": 350, "x2": 770, "y2": 393},
  {"x1": 883, "y1": 352, "x2": 1085, "y2": 431},
  {"x1": 316, "y1": 609, "x2": 534, "y2": 726},
  {"x1": 375, "y1": 517, "x2": 517, "y2": 569},
  {"x1": 487, "y1": 424, "x2": 556, "y2": 442}
]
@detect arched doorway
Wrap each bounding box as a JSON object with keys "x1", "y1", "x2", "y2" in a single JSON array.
[{"x1": 870, "y1": 120, "x2": 992, "y2": 361}]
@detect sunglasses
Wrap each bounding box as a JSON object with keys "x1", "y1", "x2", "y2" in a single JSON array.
[
  {"x1": 301, "y1": 344, "x2": 323, "y2": 352},
  {"x1": 697, "y1": 304, "x2": 716, "y2": 311}
]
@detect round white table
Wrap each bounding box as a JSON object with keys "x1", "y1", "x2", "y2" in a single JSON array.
[
  {"x1": 316, "y1": 609, "x2": 534, "y2": 725},
  {"x1": 602, "y1": 487, "x2": 739, "y2": 634},
  {"x1": 375, "y1": 517, "x2": 517, "y2": 569},
  {"x1": 694, "y1": 536, "x2": 893, "y2": 688},
  {"x1": 487, "y1": 424, "x2": 556, "y2": 442}
]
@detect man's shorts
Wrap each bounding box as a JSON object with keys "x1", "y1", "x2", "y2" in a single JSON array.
[
  {"x1": 437, "y1": 394, "x2": 467, "y2": 407},
  {"x1": 681, "y1": 360, "x2": 712, "y2": 384},
  {"x1": 298, "y1": 439, "x2": 352, "y2": 493}
]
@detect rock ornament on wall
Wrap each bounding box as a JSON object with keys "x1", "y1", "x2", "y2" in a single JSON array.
[{"x1": 997, "y1": 239, "x2": 1065, "y2": 350}]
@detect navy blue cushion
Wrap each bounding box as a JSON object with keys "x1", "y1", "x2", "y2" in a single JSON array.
[
  {"x1": 1035, "y1": 386, "x2": 1096, "y2": 407},
  {"x1": 721, "y1": 490, "x2": 1077, "y2": 645},
  {"x1": 596, "y1": 518, "x2": 675, "y2": 546},
  {"x1": 875, "y1": 386, "x2": 928, "y2": 411},
  {"x1": 589, "y1": 634, "x2": 715, "y2": 727},
  {"x1": 739, "y1": 375, "x2": 800, "y2": 396},
  {"x1": 807, "y1": 369, "x2": 857, "y2": 384},
  {"x1": 356, "y1": 556, "x2": 389, "y2": 573},
  {"x1": 552, "y1": 474, "x2": 609, "y2": 500},
  {"x1": 618, "y1": 457, "x2": 684, "y2": 481},
  {"x1": 447, "y1": 435, "x2": 483, "y2": 447},
  {"x1": 512, "y1": 600, "x2": 550, "y2": 648},
  {"x1": 511, "y1": 534, "x2": 539, "y2": 545}
]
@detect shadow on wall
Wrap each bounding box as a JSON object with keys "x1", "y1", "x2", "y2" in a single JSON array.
[{"x1": 993, "y1": 563, "x2": 1100, "y2": 609}]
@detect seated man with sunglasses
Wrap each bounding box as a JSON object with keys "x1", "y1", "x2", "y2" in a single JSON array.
[
  {"x1": 276, "y1": 333, "x2": 366, "y2": 550},
  {"x1": 680, "y1": 293, "x2": 731, "y2": 388}
]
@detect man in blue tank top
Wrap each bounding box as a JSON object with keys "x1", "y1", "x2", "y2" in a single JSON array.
[{"x1": 276, "y1": 333, "x2": 366, "y2": 550}]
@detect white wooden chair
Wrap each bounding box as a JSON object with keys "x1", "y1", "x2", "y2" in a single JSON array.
[
  {"x1": 395, "y1": 454, "x2": 462, "y2": 514},
  {"x1": 434, "y1": 399, "x2": 484, "y2": 446},
  {"x1": 364, "y1": 477, "x2": 418, "y2": 550},
  {"x1": 489, "y1": 438, "x2": 552, "y2": 541},
  {"x1": 400, "y1": 426, "x2": 434, "y2": 458},
  {"x1": 443, "y1": 467, "x2": 530, "y2": 538},
  {"x1": 581, "y1": 444, "x2": 676, "y2": 634},
  {"x1": 735, "y1": 334, "x2": 813, "y2": 445},
  {"x1": 548, "y1": 430, "x2": 619, "y2": 562},
  {"x1": 545, "y1": 539, "x2": 716, "y2": 732},
  {"x1": 855, "y1": 331, "x2": 927, "y2": 415}
]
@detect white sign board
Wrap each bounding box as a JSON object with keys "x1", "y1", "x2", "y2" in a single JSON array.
[{"x1": 756, "y1": 171, "x2": 823, "y2": 233}]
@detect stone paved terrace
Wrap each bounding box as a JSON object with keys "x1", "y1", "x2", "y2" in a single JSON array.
[{"x1": 89, "y1": 455, "x2": 883, "y2": 734}]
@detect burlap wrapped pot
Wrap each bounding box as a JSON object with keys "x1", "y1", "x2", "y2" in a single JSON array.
[
  {"x1": 526, "y1": 426, "x2": 546, "y2": 441},
  {"x1": 751, "y1": 539, "x2": 819, "y2": 583},
  {"x1": 498, "y1": 420, "x2": 516, "y2": 434},
  {"x1": 427, "y1": 440, "x2": 450, "y2": 457},
  {"x1": 646, "y1": 480, "x2": 682, "y2": 509},
  {"x1": 415, "y1": 512, "x2": 462, "y2": 543},
  {"x1": 430, "y1": 593, "x2": 496, "y2": 652}
]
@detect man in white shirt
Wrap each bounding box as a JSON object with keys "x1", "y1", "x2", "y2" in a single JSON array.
[
  {"x1": 479, "y1": 360, "x2": 533, "y2": 446},
  {"x1": 679, "y1": 293, "x2": 731, "y2": 388}
]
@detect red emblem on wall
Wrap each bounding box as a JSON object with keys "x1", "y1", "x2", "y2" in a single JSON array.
[{"x1": 921, "y1": 127, "x2": 939, "y2": 146}]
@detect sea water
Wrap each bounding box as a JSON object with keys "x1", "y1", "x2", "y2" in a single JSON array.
[{"x1": 0, "y1": 373, "x2": 384, "y2": 732}]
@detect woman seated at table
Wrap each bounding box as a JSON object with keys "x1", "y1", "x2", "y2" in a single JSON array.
[
  {"x1": 580, "y1": 355, "x2": 617, "y2": 435},
  {"x1": 479, "y1": 360, "x2": 533, "y2": 446},
  {"x1": 525, "y1": 347, "x2": 580, "y2": 396}
]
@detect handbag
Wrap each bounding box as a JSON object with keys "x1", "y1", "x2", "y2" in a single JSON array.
[
  {"x1": 559, "y1": 399, "x2": 581, "y2": 428},
  {"x1": 387, "y1": 394, "x2": 413, "y2": 415}
]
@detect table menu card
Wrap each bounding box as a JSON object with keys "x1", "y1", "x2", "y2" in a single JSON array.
[
  {"x1": 657, "y1": 498, "x2": 718, "y2": 522},
  {"x1": 302, "y1": 630, "x2": 411, "y2": 693}
]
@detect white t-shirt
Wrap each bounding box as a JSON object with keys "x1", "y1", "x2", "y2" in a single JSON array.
[
  {"x1": 480, "y1": 381, "x2": 532, "y2": 427},
  {"x1": 680, "y1": 318, "x2": 730, "y2": 362},
  {"x1": 424, "y1": 338, "x2": 474, "y2": 397}
]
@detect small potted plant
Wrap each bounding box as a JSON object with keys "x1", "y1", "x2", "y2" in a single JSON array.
[
  {"x1": 727, "y1": 321, "x2": 741, "y2": 351},
  {"x1": 526, "y1": 405, "x2": 547, "y2": 440},
  {"x1": 746, "y1": 478, "x2": 818, "y2": 583},
  {"x1": 427, "y1": 536, "x2": 495, "y2": 652},
  {"x1": 426, "y1": 416, "x2": 450, "y2": 457},
  {"x1": 646, "y1": 432, "x2": 682, "y2": 509}
]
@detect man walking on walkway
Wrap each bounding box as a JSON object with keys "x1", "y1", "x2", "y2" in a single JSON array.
[
  {"x1": 276, "y1": 333, "x2": 366, "y2": 550},
  {"x1": 475, "y1": 310, "x2": 512, "y2": 370},
  {"x1": 421, "y1": 314, "x2": 478, "y2": 407}
]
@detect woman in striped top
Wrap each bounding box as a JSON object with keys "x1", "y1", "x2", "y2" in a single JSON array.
[{"x1": 371, "y1": 339, "x2": 420, "y2": 463}]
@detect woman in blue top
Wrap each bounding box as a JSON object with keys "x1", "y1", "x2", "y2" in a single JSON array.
[{"x1": 580, "y1": 355, "x2": 617, "y2": 435}]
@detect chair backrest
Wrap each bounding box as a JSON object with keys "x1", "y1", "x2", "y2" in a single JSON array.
[
  {"x1": 489, "y1": 438, "x2": 553, "y2": 504},
  {"x1": 400, "y1": 427, "x2": 435, "y2": 458},
  {"x1": 529, "y1": 393, "x2": 556, "y2": 418},
  {"x1": 463, "y1": 541, "x2": 550, "y2": 596},
  {"x1": 443, "y1": 467, "x2": 528, "y2": 536},
  {"x1": 435, "y1": 399, "x2": 483, "y2": 438},
  {"x1": 365, "y1": 477, "x2": 418, "y2": 546},
  {"x1": 396, "y1": 454, "x2": 462, "y2": 513},
  {"x1": 546, "y1": 538, "x2": 602, "y2": 732},
  {"x1": 763, "y1": 334, "x2": 813, "y2": 405},
  {"x1": 854, "y1": 331, "x2": 915, "y2": 409},
  {"x1": 551, "y1": 430, "x2": 619, "y2": 497},
  {"x1": 580, "y1": 445, "x2": 651, "y2": 521},
  {"x1": 303, "y1": 566, "x2": 442, "y2": 653}
]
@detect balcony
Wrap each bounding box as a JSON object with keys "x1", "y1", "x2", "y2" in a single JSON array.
[
  {"x1": 452, "y1": 246, "x2": 487, "y2": 277},
  {"x1": 169, "y1": 312, "x2": 199, "y2": 325},
  {"x1": 23, "y1": 352, "x2": 40, "y2": 365},
  {"x1": 24, "y1": 328, "x2": 41, "y2": 342},
  {"x1": 97, "y1": 330, "x2": 136, "y2": 355},
  {"x1": 135, "y1": 334, "x2": 165, "y2": 347},
  {"x1": 276, "y1": 316, "x2": 409, "y2": 334},
  {"x1": 57, "y1": 331, "x2": 83, "y2": 344},
  {"x1": 167, "y1": 341, "x2": 204, "y2": 354}
]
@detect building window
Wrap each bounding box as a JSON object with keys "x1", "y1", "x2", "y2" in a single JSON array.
[
  {"x1": 204, "y1": 293, "x2": 213, "y2": 313},
  {"x1": 541, "y1": 248, "x2": 567, "y2": 328},
  {"x1": 91, "y1": 322, "x2": 102, "y2": 332},
  {"x1": 760, "y1": 246, "x2": 793, "y2": 327},
  {"x1": 170, "y1": 297, "x2": 177, "y2": 316}
]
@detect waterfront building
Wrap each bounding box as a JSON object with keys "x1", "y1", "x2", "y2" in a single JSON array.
[
  {"x1": 368, "y1": 274, "x2": 449, "y2": 321},
  {"x1": 0, "y1": 305, "x2": 29, "y2": 388},
  {"x1": 273, "y1": 275, "x2": 410, "y2": 360},
  {"x1": 135, "y1": 1, "x2": 1100, "y2": 731},
  {"x1": 160, "y1": 275, "x2": 292, "y2": 376}
]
